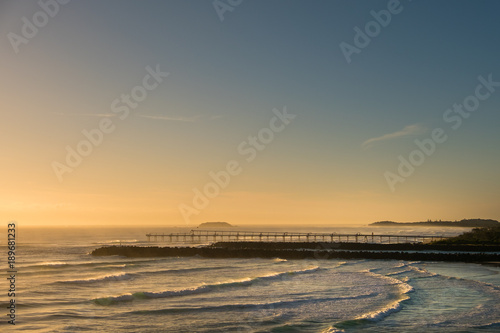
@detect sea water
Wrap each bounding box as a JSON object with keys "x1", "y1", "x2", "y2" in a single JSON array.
[{"x1": 2, "y1": 226, "x2": 500, "y2": 332}]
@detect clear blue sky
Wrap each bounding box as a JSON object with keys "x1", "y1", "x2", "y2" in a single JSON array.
[{"x1": 1, "y1": 0, "x2": 499, "y2": 226}]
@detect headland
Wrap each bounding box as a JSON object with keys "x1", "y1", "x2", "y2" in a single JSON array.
[{"x1": 370, "y1": 218, "x2": 499, "y2": 228}]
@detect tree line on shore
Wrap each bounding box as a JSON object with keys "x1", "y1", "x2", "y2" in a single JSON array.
[
  {"x1": 370, "y1": 218, "x2": 499, "y2": 228},
  {"x1": 433, "y1": 226, "x2": 500, "y2": 245}
]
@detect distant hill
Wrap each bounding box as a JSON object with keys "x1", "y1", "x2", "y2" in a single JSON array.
[
  {"x1": 370, "y1": 219, "x2": 499, "y2": 228},
  {"x1": 198, "y1": 222, "x2": 233, "y2": 228}
]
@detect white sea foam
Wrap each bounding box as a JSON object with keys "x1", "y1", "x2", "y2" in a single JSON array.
[
  {"x1": 133, "y1": 265, "x2": 234, "y2": 277},
  {"x1": 273, "y1": 258, "x2": 287, "y2": 262},
  {"x1": 363, "y1": 270, "x2": 415, "y2": 294},
  {"x1": 24, "y1": 260, "x2": 128, "y2": 270},
  {"x1": 401, "y1": 276, "x2": 410, "y2": 283},
  {"x1": 321, "y1": 327, "x2": 345, "y2": 333},
  {"x1": 385, "y1": 268, "x2": 413, "y2": 276},
  {"x1": 99, "y1": 264, "x2": 127, "y2": 269},
  {"x1": 96, "y1": 239, "x2": 141, "y2": 245},
  {"x1": 473, "y1": 321, "x2": 500, "y2": 329},
  {"x1": 355, "y1": 270, "x2": 414, "y2": 322},
  {"x1": 408, "y1": 265, "x2": 439, "y2": 277},
  {"x1": 35, "y1": 261, "x2": 68, "y2": 267},
  {"x1": 356, "y1": 296, "x2": 409, "y2": 322},
  {"x1": 62, "y1": 272, "x2": 133, "y2": 284}
]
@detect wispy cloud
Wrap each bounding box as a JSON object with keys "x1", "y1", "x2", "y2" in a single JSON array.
[
  {"x1": 362, "y1": 123, "x2": 425, "y2": 149},
  {"x1": 136, "y1": 114, "x2": 202, "y2": 122},
  {"x1": 51, "y1": 112, "x2": 116, "y2": 117}
]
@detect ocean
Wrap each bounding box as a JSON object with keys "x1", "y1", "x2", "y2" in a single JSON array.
[{"x1": 3, "y1": 225, "x2": 500, "y2": 332}]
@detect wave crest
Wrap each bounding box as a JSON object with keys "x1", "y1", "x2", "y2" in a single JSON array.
[
  {"x1": 62, "y1": 272, "x2": 133, "y2": 284},
  {"x1": 94, "y1": 266, "x2": 321, "y2": 305}
]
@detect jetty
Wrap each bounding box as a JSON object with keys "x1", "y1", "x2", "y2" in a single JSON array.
[{"x1": 145, "y1": 230, "x2": 450, "y2": 244}]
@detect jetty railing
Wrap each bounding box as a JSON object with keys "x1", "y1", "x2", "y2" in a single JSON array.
[{"x1": 145, "y1": 230, "x2": 450, "y2": 244}]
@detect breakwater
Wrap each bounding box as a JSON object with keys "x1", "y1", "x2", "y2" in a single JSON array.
[
  {"x1": 91, "y1": 242, "x2": 500, "y2": 263},
  {"x1": 210, "y1": 241, "x2": 500, "y2": 252}
]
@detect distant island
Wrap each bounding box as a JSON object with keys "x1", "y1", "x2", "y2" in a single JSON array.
[
  {"x1": 198, "y1": 222, "x2": 233, "y2": 228},
  {"x1": 370, "y1": 219, "x2": 499, "y2": 228}
]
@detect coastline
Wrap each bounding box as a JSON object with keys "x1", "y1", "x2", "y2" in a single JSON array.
[{"x1": 369, "y1": 219, "x2": 499, "y2": 228}]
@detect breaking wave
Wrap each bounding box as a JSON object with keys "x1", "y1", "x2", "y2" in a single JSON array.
[{"x1": 94, "y1": 266, "x2": 321, "y2": 305}]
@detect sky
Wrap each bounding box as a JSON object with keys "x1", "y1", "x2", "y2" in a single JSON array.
[{"x1": 1, "y1": 0, "x2": 500, "y2": 227}]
